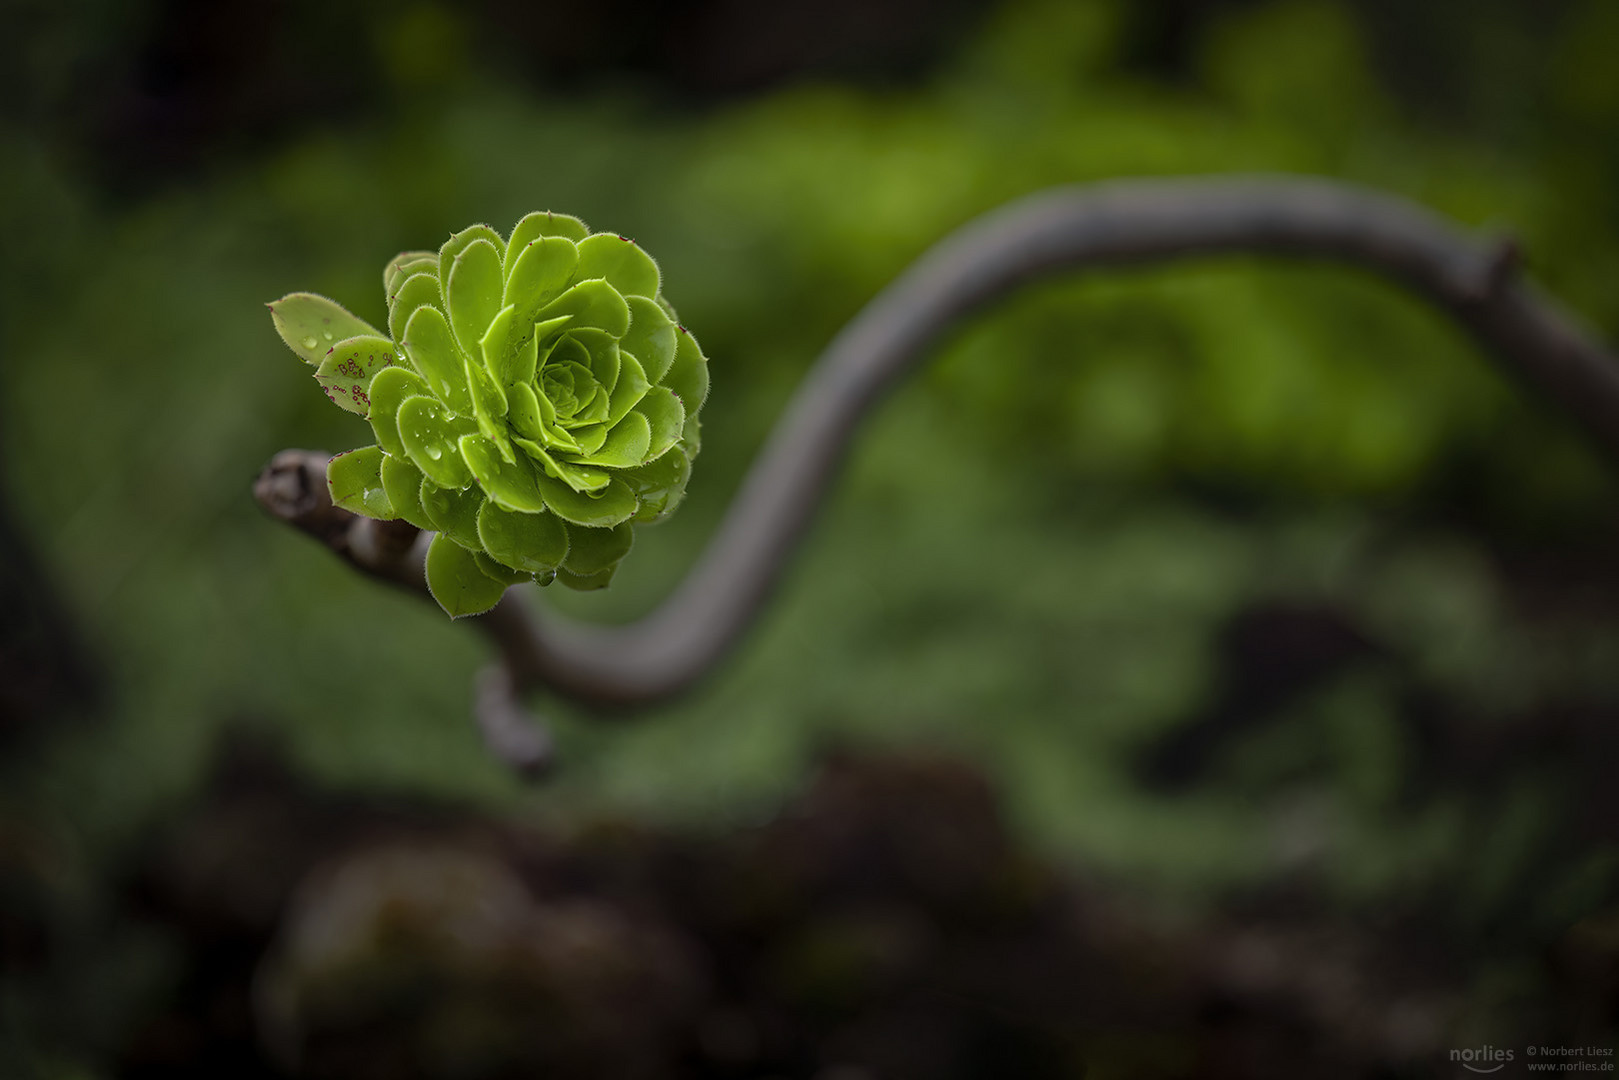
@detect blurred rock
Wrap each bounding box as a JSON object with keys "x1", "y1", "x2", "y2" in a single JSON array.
[
  {"x1": 111, "y1": 735, "x2": 1606, "y2": 1078},
  {"x1": 258, "y1": 844, "x2": 707, "y2": 1080}
]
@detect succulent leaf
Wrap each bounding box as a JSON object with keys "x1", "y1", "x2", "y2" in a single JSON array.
[
  {"x1": 606, "y1": 350, "x2": 651, "y2": 426},
  {"x1": 402, "y1": 305, "x2": 473, "y2": 414},
  {"x1": 575, "y1": 234, "x2": 660, "y2": 300},
  {"x1": 398, "y1": 395, "x2": 476, "y2": 488},
  {"x1": 425, "y1": 533, "x2": 508, "y2": 619},
  {"x1": 622, "y1": 296, "x2": 677, "y2": 382},
  {"x1": 634, "y1": 386, "x2": 686, "y2": 461},
  {"x1": 274, "y1": 210, "x2": 709, "y2": 616},
  {"x1": 537, "y1": 279, "x2": 631, "y2": 338},
  {"x1": 270, "y1": 293, "x2": 383, "y2": 365},
  {"x1": 438, "y1": 225, "x2": 507, "y2": 291},
  {"x1": 561, "y1": 521, "x2": 634, "y2": 576},
  {"x1": 314, "y1": 335, "x2": 399, "y2": 416},
  {"x1": 368, "y1": 367, "x2": 431, "y2": 457},
  {"x1": 665, "y1": 327, "x2": 710, "y2": 419},
  {"x1": 504, "y1": 237, "x2": 579, "y2": 314},
  {"x1": 480, "y1": 304, "x2": 516, "y2": 373},
  {"x1": 446, "y1": 239, "x2": 505, "y2": 356},
  {"x1": 626, "y1": 447, "x2": 691, "y2": 523},
  {"x1": 519, "y1": 438, "x2": 610, "y2": 494},
  {"x1": 508, "y1": 211, "x2": 589, "y2": 260},
  {"x1": 420, "y1": 481, "x2": 484, "y2": 551},
  {"x1": 380, "y1": 453, "x2": 435, "y2": 531},
  {"x1": 463, "y1": 351, "x2": 513, "y2": 460},
  {"x1": 554, "y1": 567, "x2": 614, "y2": 591},
  {"x1": 384, "y1": 251, "x2": 437, "y2": 296},
  {"x1": 474, "y1": 552, "x2": 533, "y2": 586},
  {"x1": 388, "y1": 271, "x2": 441, "y2": 343},
  {"x1": 460, "y1": 434, "x2": 547, "y2": 513},
  {"x1": 577, "y1": 410, "x2": 651, "y2": 468},
  {"x1": 328, "y1": 445, "x2": 395, "y2": 519},
  {"x1": 506, "y1": 382, "x2": 547, "y2": 442},
  {"x1": 538, "y1": 474, "x2": 637, "y2": 528},
  {"x1": 477, "y1": 501, "x2": 568, "y2": 574},
  {"x1": 501, "y1": 313, "x2": 568, "y2": 388}
]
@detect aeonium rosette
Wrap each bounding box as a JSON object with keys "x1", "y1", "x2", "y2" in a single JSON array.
[{"x1": 269, "y1": 211, "x2": 709, "y2": 617}]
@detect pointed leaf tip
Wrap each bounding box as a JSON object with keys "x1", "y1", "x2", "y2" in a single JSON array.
[{"x1": 270, "y1": 292, "x2": 383, "y2": 365}]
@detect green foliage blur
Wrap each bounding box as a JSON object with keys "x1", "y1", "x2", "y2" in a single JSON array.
[{"x1": 4, "y1": 0, "x2": 1619, "y2": 1061}]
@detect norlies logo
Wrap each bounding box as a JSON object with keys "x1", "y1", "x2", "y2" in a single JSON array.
[{"x1": 1452, "y1": 1045, "x2": 1515, "y2": 1073}]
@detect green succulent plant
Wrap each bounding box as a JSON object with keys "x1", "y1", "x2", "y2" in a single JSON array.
[{"x1": 270, "y1": 212, "x2": 709, "y2": 617}]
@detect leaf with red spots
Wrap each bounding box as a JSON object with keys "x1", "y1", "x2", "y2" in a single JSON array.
[{"x1": 314, "y1": 335, "x2": 399, "y2": 416}]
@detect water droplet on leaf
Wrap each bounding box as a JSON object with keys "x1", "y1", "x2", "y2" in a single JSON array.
[
  {"x1": 427, "y1": 446, "x2": 443, "y2": 460},
  {"x1": 301, "y1": 336, "x2": 319, "y2": 349}
]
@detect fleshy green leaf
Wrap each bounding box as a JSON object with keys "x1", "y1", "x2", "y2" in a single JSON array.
[
  {"x1": 565, "y1": 422, "x2": 610, "y2": 456},
  {"x1": 507, "y1": 382, "x2": 546, "y2": 442},
  {"x1": 561, "y1": 521, "x2": 634, "y2": 575},
  {"x1": 438, "y1": 224, "x2": 506, "y2": 292},
  {"x1": 665, "y1": 326, "x2": 709, "y2": 413},
  {"x1": 606, "y1": 350, "x2": 650, "y2": 426},
  {"x1": 368, "y1": 367, "x2": 430, "y2": 457},
  {"x1": 463, "y1": 353, "x2": 512, "y2": 461},
  {"x1": 477, "y1": 501, "x2": 569, "y2": 574},
  {"x1": 625, "y1": 447, "x2": 691, "y2": 523},
  {"x1": 632, "y1": 386, "x2": 685, "y2": 461},
  {"x1": 425, "y1": 533, "x2": 507, "y2": 618},
  {"x1": 538, "y1": 426, "x2": 582, "y2": 455},
  {"x1": 575, "y1": 233, "x2": 660, "y2": 300},
  {"x1": 574, "y1": 328, "x2": 621, "y2": 395},
  {"x1": 541, "y1": 352, "x2": 612, "y2": 430},
  {"x1": 480, "y1": 304, "x2": 515, "y2": 374},
  {"x1": 504, "y1": 236, "x2": 579, "y2": 312},
  {"x1": 536, "y1": 279, "x2": 630, "y2": 338},
  {"x1": 388, "y1": 271, "x2": 441, "y2": 344},
  {"x1": 474, "y1": 552, "x2": 532, "y2": 586},
  {"x1": 384, "y1": 251, "x2": 437, "y2": 297},
  {"x1": 507, "y1": 212, "x2": 589, "y2": 269},
  {"x1": 555, "y1": 567, "x2": 616, "y2": 591},
  {"x1": 502, "y1": 314, "x2": 569, "y2": 388},
  {"x1": 576, "y1": 384, "x2": 611, "y2": 426},
  {"x1": 537, "y1": 474, "x2": 637, "y2": 527},
  {"x1": 544, "y1": 336, "x2": 593, "y2": 394},
  {"x1": 459, "y1": 434, "x2": 547, "y2": 513},
  {"x1": 270, "y1": 293, "x2": 382, "y2": 365},
  {"x1": 327, "y1": 446, "x2": 395, "y2": 520},
  {"x1": 517, "y1": 437, "x2": 609, "y2": 493},
  {"x1": 575, "y1": 411, "x2": 650, "y2": 467},
  {"x1": 446, "y1": 239, "x2": 504, "y2": 356},
  {"x1": 314, "y1": 335, "x2": 399, "y2": 416},
  {"x1": 402, "y1": 305, "x2": 473, "y2": 414},
  {"x1": 513, "y1": 382, "x2": 576, "y2": 452},
  {"x1": 420, "y1": 481, "x2": 485, "y2": 551},
  {"x1": 380, "y1": 453, "x2": 435, "y2": 530},
  {"x1": 398, "y1": 395, "x2": 475, "y2": 488},
  {"x1": 622, "y1": 296, "x2": 677, "y2": 383}
]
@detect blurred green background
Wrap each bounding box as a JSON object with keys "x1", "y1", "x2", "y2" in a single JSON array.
[{"x1": 4, "y1": 0, "x2": 1619, "y2": 1072}]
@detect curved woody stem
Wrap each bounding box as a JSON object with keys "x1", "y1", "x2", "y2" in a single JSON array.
[{"x1": 256, "y1": 176, "x2": 1619, "y2": 742}]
